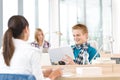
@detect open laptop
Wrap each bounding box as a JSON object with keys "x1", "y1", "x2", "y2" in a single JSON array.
[
  {"x1": 40, "y1": 53, "x2": 51, "y2": 66},
  {"x1": 48, "y1": 46, "x2": 74, "y2": 63}
]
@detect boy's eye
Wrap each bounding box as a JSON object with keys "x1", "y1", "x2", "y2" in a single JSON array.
[
  {"x1": 73, "y1": 34, "x2": 81, "y2": 37},
  {"x1": 76, "y1": 34, "x2": 81, "y2": 37}
]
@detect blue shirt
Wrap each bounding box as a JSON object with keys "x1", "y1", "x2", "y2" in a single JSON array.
[{"x1": 71, "y1": 44, "x2": 100, "y2": 63}]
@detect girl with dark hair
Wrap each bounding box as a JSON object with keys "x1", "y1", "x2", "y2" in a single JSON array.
[{"x1": 0, "y1": 15, "x2": 62, "y2": 80}]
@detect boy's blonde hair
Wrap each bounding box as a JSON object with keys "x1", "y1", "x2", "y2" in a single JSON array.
[{"x1": 72, "y1": 24, "x2": 88, "y2": 34}]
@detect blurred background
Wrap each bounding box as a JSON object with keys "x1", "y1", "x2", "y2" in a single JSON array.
[{"x1": 0, "y1": 0, "x2": 120, "y2": 54}]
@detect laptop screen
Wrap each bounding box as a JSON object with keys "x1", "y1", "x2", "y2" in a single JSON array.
[{"x1": 48, "y1": 46, "x2": 74, "y2": 63}]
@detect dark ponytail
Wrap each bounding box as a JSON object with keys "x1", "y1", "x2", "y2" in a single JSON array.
[
  {"x1": 2, "y1": 15, "x2": 29, "y2": 66},
  {"x1": 3, "y1": 28, "x2": 14, "y2": 66}
]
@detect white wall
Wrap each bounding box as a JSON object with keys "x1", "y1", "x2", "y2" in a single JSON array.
[
  {"x1": 112, "y1": 0, "x2": 120, "y2": 53},
  {"x1": 49, "y1": 0, "x2": 60, "y2": 48}
]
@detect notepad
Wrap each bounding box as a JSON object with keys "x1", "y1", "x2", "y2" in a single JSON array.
[
  {"x1": 48, "y1": 46, "x2": 74, "y2": 63},
  {"x1": 76, "y1": 67, "x2": 102, "y2": 75}
]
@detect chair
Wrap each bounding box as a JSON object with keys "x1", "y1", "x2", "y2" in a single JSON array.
[{"x1": 0, "y1": 74, "x2": 36, "y2": 80}]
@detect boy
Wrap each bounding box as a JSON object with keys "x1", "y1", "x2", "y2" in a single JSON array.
[{"x1": 63, "y1": 24, "x2": 100, "y2": 65}]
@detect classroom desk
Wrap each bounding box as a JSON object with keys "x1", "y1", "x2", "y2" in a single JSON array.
[
  {"x1": 57, "y1": 73, "x2": 120, "y2": 80},
  {"x1": 42, "y1": 64, "x2": 113, "y2": 74},
  {"x1": 100, "y1": 53, "x2": 120, "y2": 64},
  {"x1": 111, "y1": 54, "x2": 120, "y2": 64},
  {"x1": 42, "y1": 64, "x2": 120, "y2": 80},
  {"x1": 112, "y1": 64, "x2": 120, "y2": 73}
]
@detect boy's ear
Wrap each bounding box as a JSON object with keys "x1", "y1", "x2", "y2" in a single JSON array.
[{"x1": 85, "y1": 33, "x2": 88, "y2": 39}]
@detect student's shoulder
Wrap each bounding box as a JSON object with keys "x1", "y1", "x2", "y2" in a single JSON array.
[
  {"x1": 88, "y1": 45, "x2": 97, "y2": 52},
  {"x1": 44, "y1": 40, "x2": 50, "y2": 44},
  {"x1": 31, "y1": 41, "x2": 39, "y2": 46},
  {"x1": 25, "y1": 45, "x2": 42, "y2": 59},
  {"x1": 71, "y1": 45, "x2": 76, "y2": 48},
  {"x1": 25, "y1": 45, "x2": 42, "y2": 58},
  {"x1": 26, "y1": 43, "x2": 41, "y2": 52}
]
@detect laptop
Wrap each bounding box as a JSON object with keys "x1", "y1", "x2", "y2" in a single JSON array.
[
  {"x1": 48, "y1": 46, "x2": 74, "y2": 63},
  {"x1": 40, "y1": 53, "x2": 51, "y2": 66}
]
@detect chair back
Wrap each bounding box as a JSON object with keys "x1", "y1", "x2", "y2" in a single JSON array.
[{"x1": 0, "y1": 74, "x2": 36, "y2": 80}]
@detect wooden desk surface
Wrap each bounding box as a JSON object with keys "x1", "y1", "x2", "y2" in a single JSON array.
[
  {"x1": 100, "y1": 53, "x2": 120, "y2": 58},
  {"x1": 57, "y1": 73, "x2": 120, "y2": 80},
  {"x1": 111, "y1": 54, "x2": 120, "y2": 58},
  {"x1": 42, "y1": 64, "x2": 113, "y2": 74},
  {"x1": 42, "y1": 64, "x2": 120, "y2": 80}
]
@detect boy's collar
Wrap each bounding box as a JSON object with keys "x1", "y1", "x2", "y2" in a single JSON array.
[{"x1": 71, "y1": 42, "x2": 90, "y2": 49}]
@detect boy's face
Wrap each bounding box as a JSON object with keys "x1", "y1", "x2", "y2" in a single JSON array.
[{"x1": 72, "y1": 29, "x2": 88, "y2": 45}]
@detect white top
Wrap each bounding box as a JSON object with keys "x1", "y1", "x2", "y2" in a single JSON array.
[{"x1": 0, "y1": 39, "x2": 50, "y2": 80}]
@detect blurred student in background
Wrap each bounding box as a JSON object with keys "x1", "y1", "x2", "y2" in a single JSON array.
[
  {"x1": 63, "y1": 24, "x2": 100, "y2": 65},
  {"x1": 0, "y1": 15, "x2": 62, "y2": 80},
  {"x1": 31, "y1": 28, "x2": 50, "y2": 53}
]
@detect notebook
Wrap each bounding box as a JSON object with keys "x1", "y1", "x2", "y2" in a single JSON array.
[{"x1": 48, "y1": 46, "x2": 74, "y2": 63}]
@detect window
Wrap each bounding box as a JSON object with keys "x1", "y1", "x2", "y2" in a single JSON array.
[
  {"x1": 3, "y1": 0, "x2": 18, "y2": 33},
  {"x1": 23, "y1": 0, "x2": 50, "y2": 42},
  {"x1": 1, "y1": 0, "x2": 113, "y2": 53},
  {"x1": 59, "y1": 0, "x2": 112, "y2": 53}
]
